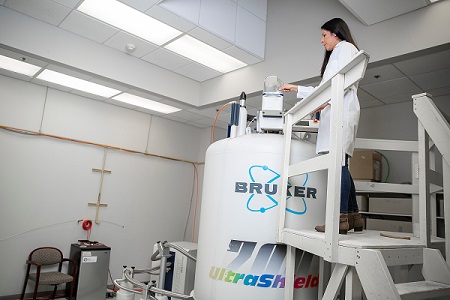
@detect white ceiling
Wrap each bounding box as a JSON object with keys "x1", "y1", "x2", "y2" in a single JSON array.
[{"x1": 0, "y1": 0, "x2": 449, "y2": 130}]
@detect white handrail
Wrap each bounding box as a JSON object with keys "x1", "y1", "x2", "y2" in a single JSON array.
[{"x1": 277, "y1": 50, "x2": 370, "y2": 261}]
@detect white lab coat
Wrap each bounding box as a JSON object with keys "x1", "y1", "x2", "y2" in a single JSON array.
[{"x1": 297, "y1": 41, "x2": 360, "y2": 156}]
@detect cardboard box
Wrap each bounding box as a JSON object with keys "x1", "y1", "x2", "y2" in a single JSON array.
[
  {"x1": 366, "y1": 218, "x2": 412, "y2": 233},
  {"x1": 350, "y1": 150, "x2": 382, "y2": 182},
  {"x1": 368, "y1": 197, "x2": 412, "y2": 215},
  {"x1": 356, "y1": 195, "x2": 368, "y2": 211}
]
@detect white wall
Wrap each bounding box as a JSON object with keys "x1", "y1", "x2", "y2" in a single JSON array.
[{"x1": 0, "y1": 74, "x2": 209, "y2": 296}]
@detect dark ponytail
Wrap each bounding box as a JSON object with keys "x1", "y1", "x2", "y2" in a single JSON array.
[{"x1": 320, "y1": 18, "x2": 358, "y2": 77}]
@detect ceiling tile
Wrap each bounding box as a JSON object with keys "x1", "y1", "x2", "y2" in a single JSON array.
[
  {"x1": 31, "y1": 78, "x2": 73, "y2": 93},
  {"x1": 0, "y1": 48, "x2": 48, "y2": 69},
  {"x1": 168, "y1": 110, "x2": 205, "y2": 122},
  {"x1": 133, "y1": 106, "x2": 164, "y2": 116},
  {"x1": 120, "y1": 0, "x2": 159, "y2": 12},
  {"x1": 427, "y1": 86, "x2": 450, "y2": 98},
  {"x1": 52, "y1": 0, "x2": 81, "y2": 9},
  {"x1": 359, "y1": 99, "x2": 384, "y2": 109},
  {"x1": 357, "y1": 88, "x2": 378, "y2": 103},
  {"x1": 105, "y1": 98, "x2": 139, "y2": 110},
  {"x1": 238, "y1": 0, "x2": 267, "y2": 21},
  {"x1": 187, "y1": 107, "x2": 218, "y2": 119},
  {"x1": 69, "y1": 89, "x2": 109, "y2": 102},
  {"x1": 223, "y1": 45, "x2": 261, "y2": 65},
  {"x1": 360, "y1": 64, "x2": 405, "y2": 86},
  {"x1": 0, "y1": 69, "x2": 34, "y2": 82},
  {"x1": 338, "y1": 0, "x2": 426, "y2": 26},
  {"x1": 361, "y1": 77, "x2": 423, "y2": 100},
  {"x1": 357, "y1": 89, "x2": 385, "y2": 108},
  {"x1": 124, "y1": 88, "x2": 163, "y2": 101},
  {"x1": 44, "y1": 64, "x2": 93, "y2": 80},
  {"x1": 5, "y1": 0, "x2": 72, "y2": 26},
  {"x1": 103, "y1": 31, "x2": 159, "y2": 58},
  {"x1": 191, "y1": 117, "x2": 228, "y2": 129},
  {"x1": 142, "y1": 48, "x2": 191, "y2": 71},
  {"x1": 173, "y1": 62, "x2": 221, "y2": 82},
  {"x1": 394, "y1": 49, "x2": 450, "y2": 76},
  {"x1": 160, "y1": 99, "x2": 194, "y2": 111},
  {"x1": 186, "y1": 121, "x2": 211, "y2": 129},
  {"x1": 381, "y1": 93, "x2": 415, "y2": 104},
  {"x1": 60, "y1": 11, "x2": 119, "y2": 43},
  {"x1": 410, "y1": 67, "x2": 450, "y2": 90}
]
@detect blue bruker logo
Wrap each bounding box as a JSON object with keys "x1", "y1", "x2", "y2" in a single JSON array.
[{"x1": 235, "y1": 165, "x2": 317, "y2": 214}]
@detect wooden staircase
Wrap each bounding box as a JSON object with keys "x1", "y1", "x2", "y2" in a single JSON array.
[
  {"x1": 277, "y1": 52, "x2": 450, "y2": 299},
  {"x1": 354, "y1": 247, "x2": 450, "y2": 299}
]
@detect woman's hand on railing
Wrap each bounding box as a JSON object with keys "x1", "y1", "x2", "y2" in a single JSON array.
[
  {"x1": 279, "y1": 84, "x2": 298, "y2": 92},
  {"x1": 313, "y1": 103, "x2": 330, "y2": 114}
]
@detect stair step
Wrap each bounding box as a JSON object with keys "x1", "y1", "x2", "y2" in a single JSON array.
[{"x1": 396, "y1": 281, "x2": 450, "y2": 300}]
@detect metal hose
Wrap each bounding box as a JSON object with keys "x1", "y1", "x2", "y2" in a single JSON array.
[
  {"x1": 164, "y1": 241, "x2": 197, "y2": 262},
  {"x1": 150, "y1": 286, "x2": 194, "y2": 300}
]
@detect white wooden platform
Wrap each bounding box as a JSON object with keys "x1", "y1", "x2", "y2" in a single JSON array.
[{"x1": 281, "y1": 228, "x2": 444, "y2": 266}]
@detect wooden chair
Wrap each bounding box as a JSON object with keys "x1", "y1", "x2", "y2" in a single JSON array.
[{"x1": 20, "y1": 247, "x2": 77, "y2": 300}]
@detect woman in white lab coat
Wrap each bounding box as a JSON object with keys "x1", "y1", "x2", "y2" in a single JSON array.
[{"x1": 280, "y1": 18, "x2": 363, "y2": 234}]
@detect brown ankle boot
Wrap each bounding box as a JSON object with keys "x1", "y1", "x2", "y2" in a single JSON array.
[
  {"x1": 314, "y1": 214, "x2": 349, "y2": 235},
  {"x1": 349, "y1": 212, "x2": 364, "y2": 231},
  {"x1": 339, "y1": 214, "x2": 349, "y2": 234}
]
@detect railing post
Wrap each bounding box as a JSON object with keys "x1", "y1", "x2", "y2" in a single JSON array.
[
  {"x1": 278, "y1": 113, "x2": 293, "y2": 242},
  {"x1": 444, "y1": 159, "x2": 450, "y2": 264},
  {"x1": 418, "y1": 121, "x2": 431, "y2": 247},
  {"x1": 324, "y1": 73, "x2": 345, "y2": 262}
]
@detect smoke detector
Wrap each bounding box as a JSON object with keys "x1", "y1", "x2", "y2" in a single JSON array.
[{"x1": 125, "y1": 43, "x2": 136, "y2": 53}]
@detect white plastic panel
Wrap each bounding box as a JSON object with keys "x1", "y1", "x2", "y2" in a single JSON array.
[
  {"x1": 199, "y1": 0, "x2": 237, "y2": 43},
  {"x1": 146, "y1": 3, "x2": 197, "y2": 33},
  {"x1": 158, "y1": 0, "x2": 202, "y2": 24},
  {"x1": 235, "y1": 6, "x2": 266, "y2": 58},
  {"x1": 238, "y1": 0, "x2": 267, "y2": 21}
]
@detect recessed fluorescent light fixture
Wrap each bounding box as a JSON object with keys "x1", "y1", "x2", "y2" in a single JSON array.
[
  {"x1": 113, "y1": 93, "x2": 181, "y2": 114},
  {"x1": 0, "y1": 54, "x2": 41, "y2": 76},
  {"x1": 77, "y1": 0, "x2": 181, "y2": 46},
  {"x1": 165, "y1": 35, "x2": 247, "y2": 73},
  {"x1": 37, "y1": 69, "x2": 121, "y2": 98}
]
